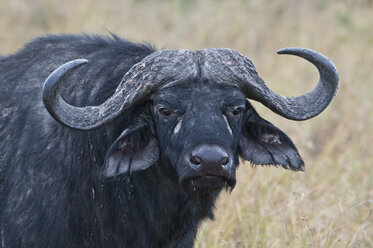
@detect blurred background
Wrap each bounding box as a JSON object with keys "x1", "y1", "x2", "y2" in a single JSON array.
[{"x1": 1, "y1": 0, "x2": 372, "y2": 247}]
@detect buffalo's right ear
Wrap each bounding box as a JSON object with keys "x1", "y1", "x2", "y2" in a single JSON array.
[{"x1": 101, "y1": 122, "x2": 159, "y2": 178}]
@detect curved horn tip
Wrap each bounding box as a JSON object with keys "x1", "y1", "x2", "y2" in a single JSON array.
[
  {"x1": 44, "y1": 59, "x2": 89, "y2": 83},
  {"x1": 276, "y1": 47, "x2": 333, "y2": 63},
  {"x1": 43, "y1": 59, "x2": 89, "y2": 92},
  {"x1": 276, "y1": 47, "x2": 336, "y2": 66},
  {"x1": 252, "y1": 47, "x2": 338, "y2": 120},
  {"x1": 70, "y1": 58, "x2": 89, "y2": 66},
  {"x1": 54, "y1": 58, "x2": 89, "y2": 70},
  {"x1": 58, "y1": 59, "x2": 89, "y2": 71},
  {"x1": 276, "y1": 47, "x2": 338, "y2": 75},
  {"x1": 277, "y1": 47, "x2": 317, "y2": 55},
  {"x1": 42, "y1": 58, "x2": 89, "y2": 129},
  {"x1": 68, "y1": 58, "x2": 89, "y2": 64}
]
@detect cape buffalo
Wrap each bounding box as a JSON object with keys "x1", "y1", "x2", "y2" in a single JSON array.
[{"x1": 0, "y1": 34, "x2": 338, "y2": 247}]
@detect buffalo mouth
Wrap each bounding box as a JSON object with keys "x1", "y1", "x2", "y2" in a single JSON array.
[{"x1": 181, "y1": 175, "x2": 236, "y2": 192}]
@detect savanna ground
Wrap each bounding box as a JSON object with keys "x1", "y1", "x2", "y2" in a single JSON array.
[{"x1": 0, "y1": 0, "x2": 372, "y2": 247}]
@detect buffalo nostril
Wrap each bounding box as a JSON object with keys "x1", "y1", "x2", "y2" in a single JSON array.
[
  {"x1": 221, "y1": 157, "x2": 229, "y2": 166},
  {"x1": 190, "y1": 156, "x2": 201, "y2": 165}
]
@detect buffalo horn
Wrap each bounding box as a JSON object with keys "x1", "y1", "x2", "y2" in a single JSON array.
[
  {"x1": 42, "y1": 50, "x2": 197, "y2": 130},
  {"x1": 203, "y1": 47, "x2": 338, "y2": 120},
  {"x1": 43, "y1": 47, "x2": 338, "y2": 130}
]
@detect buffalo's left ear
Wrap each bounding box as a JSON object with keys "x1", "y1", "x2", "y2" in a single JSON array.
[
  {"x1": 239, "y1": 109, "x2": 304, "y2": 171},
  {"x1": 101, "y1": 122, "x2": 159, "y2": 178}
]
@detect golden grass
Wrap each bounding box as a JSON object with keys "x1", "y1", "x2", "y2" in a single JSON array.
[{"x1": 1, "y1": 0, "x2": 372, "y2": 247}]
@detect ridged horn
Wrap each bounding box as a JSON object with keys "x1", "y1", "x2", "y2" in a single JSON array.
[
  {"x1": 42, "y1": 50, "x2": 198, "y2": 130},
  {"x1": 202, "y1": 47, "x2": 338, "y2": 120},
  {"x1": 43, "y1": 47, "x2": 338, "y2": 131}
]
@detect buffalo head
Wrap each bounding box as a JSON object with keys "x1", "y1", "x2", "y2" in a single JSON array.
[{"x1": 42, "y1": 48, "x2": 338, "y2": 192}]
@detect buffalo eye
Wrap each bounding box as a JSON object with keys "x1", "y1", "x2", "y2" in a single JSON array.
[
  {"x1": 231, "y1": 106, "x2": 245, "y2": 117},
  {"x1": 158, "y1": 107, "x2": 173, "y2": 117}
]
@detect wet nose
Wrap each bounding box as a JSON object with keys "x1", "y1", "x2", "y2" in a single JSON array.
[{"x1": 188, "y1": 145, "x2": 231, "y2": 171}]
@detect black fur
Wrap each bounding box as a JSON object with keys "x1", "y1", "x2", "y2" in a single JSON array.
[{"x1": 0, "y1": 34, "x2": 303, "y2": 247}]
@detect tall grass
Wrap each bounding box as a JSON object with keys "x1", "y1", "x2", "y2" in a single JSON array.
[{"x1": 1, "y1": 0, "x2": 372, "y2": 247}]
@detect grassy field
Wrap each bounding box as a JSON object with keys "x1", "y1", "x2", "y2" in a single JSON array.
[{"x1": 1, "y1": 0, "x2": 372, "y2": 247}]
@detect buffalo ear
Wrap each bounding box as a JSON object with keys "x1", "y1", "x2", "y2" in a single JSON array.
[
  {"x1": 102, "y1": 123, "x2": 159, "y2": 178},
  {"x1": 239, "y1": 109, "x2": 304, "y2": 171}
]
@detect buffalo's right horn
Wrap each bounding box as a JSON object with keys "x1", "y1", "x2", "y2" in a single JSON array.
[{"x1": 42, "y1": 50, "x2": 198, "y2": 130}]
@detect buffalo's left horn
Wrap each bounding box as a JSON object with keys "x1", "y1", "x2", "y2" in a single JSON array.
[
  {"x1": 203, "y1": 48, "x2": 338, "y2": 120},
  {"x1": 42, "y1": 50, "x2": 197, "y2": 130}
]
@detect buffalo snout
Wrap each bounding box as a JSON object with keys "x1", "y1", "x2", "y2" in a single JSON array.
[
  {"x1": 182, "y1": 144, "x2": 236, "y2": 191},
  {"x1": 188, "y1": 145, "x2": 230, "y2": 170}
]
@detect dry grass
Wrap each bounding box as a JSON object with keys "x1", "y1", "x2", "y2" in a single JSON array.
[{"x1": 1, "y1": 0, "x2": 372, "y2": 247}]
